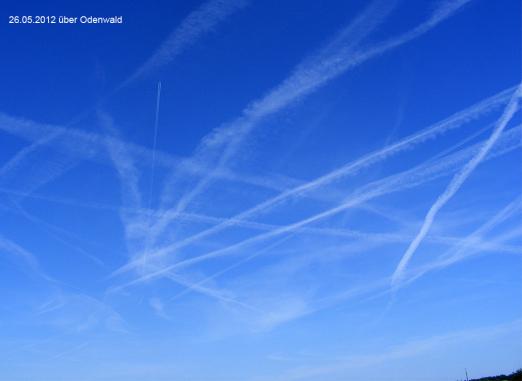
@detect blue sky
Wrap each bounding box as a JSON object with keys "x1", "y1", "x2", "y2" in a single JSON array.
[{"x1": 0, "y1": 0, "x2": 521, "y2": 380}]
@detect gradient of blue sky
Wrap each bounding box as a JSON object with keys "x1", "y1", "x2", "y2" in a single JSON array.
[{"x1": 0, "y1": 0, "x2": 521, "y2": 380}]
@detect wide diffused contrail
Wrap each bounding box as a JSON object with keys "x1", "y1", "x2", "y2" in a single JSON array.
[
  {"x1": 122, "y1": 0, "x2": 248, "y2": 86},
  {"x1": 0, "y1": 112, "x2": 301, "y2": 195},
  {"x1": 98, "y1": 111, "x2": 142, "y2": 211}
]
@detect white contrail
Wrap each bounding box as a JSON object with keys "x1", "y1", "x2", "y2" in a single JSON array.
[
  {"x1": 245, "y1": 199, "x2": 522, "y2": 330},
  {"x1": 125, "y1": 122, "x2": 521, "y2": 279},
  {"x1": 122, "y1": 0, "x2": 248, "y2": 86},
  {"x1": 114, "y1": 125, "x2": 521, "y2": 287},
  {"x1": 0, "y1": 131, "x2": 61, "y2": 177},
  {"x1": 267, "y1": 319, "x2": 522, "y2": 381},
  {"x1": 391, "y1": 85, "x2": 522, "y2": 286},
  {"x1": 0, "y1": 112, "x2": 304, "y2": 194},
  {"x1": 98, "y1": 111, "x2": 260, "y2": 308},
  {"x1": 0, "y1": 0, "x2": 247, "y2": 201},
  {"x1": 0, "y1": 235, "x2": 58, "y2": 284},
  {"x1": 314, "y1": 200, "x2": 522, "y2": 319},
  {"x1": 147, "y1": 81, "x2": 162, "y2": 212},
  {"x1": 2, "y1": 184, "x2": 440, "y2": 250},
  {"x1": 0, "y1": 235, "x2": 39, "y2": 269},
  {"x1": 109, "y1": 261, "x2": 260, "y2": 312},
  {"x1": 6, "y1": 202, "x2": 105, "y2": 267},
  {"x1": 155, "y1": 0, "x2": 471, "y2": 218},
  {"x1": 119, "y1": 86, "x2": 515, "y2": 272},
  {"x1": 398, "y1": 196, "x2": 522, "y2": 289},
  {"x1": 166, "y1": 235, "x2": 296, "y2": 303},
  {"x1": 151, "y1": 0, "x2": 477, "y2": 245},
  {"x1": 142, "y1": 82, "x2": 162, "y2": 265},
  {"x1": 98, "y1": 112, "x2": 142, "y2": 211},
  {"x1": 155, "y1": 0, "x2": 399, "y2": 216},
  {"x1": 97, "y1": 110, "x2": 149, "y2": 271},
  {"x1": 165, "y1": 226, "x2": 519, "y2": 304},
  {"x1": 0, "y1": 132, "x2": 78, "y2": 202},
  {"x1": 165, "y1": 273, "x2": 261, "y2": 312}
]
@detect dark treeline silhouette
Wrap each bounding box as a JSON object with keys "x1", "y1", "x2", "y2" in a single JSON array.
[{"x1": 465, "y1": 369, "x2": 522, "y2": 381}]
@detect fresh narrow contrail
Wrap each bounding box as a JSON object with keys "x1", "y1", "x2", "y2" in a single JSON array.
[
  {"x1": 143, "y1": 81, "x2": 162, "y2": 265},
  {"x1": 114, "y1": 125, "x2": 521, "y2": 287},
  {"x1": 391, "y1": 84, "x2": 522, "y2": 287},
  {"x1": 148, "y1": 81, "x2": 162, "y2": 212},
  {"x1": 0, "y1": 0, "x2": 247, "y2": 203},
  {"x1": 99, "y1": 107, "x2": 257, "y2": 306},
  {"x1": 116, "y1": 86, "x2": 515, "y2": 274},
  {"x1": 151, "y1": 0, "x2": 476, "y2": 246}
]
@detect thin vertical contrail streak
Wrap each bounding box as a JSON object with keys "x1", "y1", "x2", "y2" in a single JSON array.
[
  {"x1": 148, "y1": 81, "x2": 162, "y2": 213},
  {"x1": 142, "y1": 81, "x2": 163, "y2": 266}
]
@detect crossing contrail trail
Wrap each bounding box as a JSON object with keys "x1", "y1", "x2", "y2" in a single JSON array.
[
  {"x1": 113, "y1": 86, "x2": 515, "y2": 276},
  {"x1": 112, "y1": 124, "x2": 521, "y2": 288},
  {"x1": 0, "y1": 0, "x2": 248, "y2": 208},
  {"x1": 148, "y1": 0, "x2": 477, "y2": 250},
  {"x1": 157, "y1": 0, "x2": 474, "y2": 209},
  {"x1": 391, "y1": 84, "x2": 522, "y2": 287},
  {"x1": 396, "y1": 196, "x2": 522, "y2": 290},
  {"x1": 154, "y1": 0, "x2": 399, "y2": 219},
  {"x1": 0, "y1": 111, "x2": 303, "y2": 196}
]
